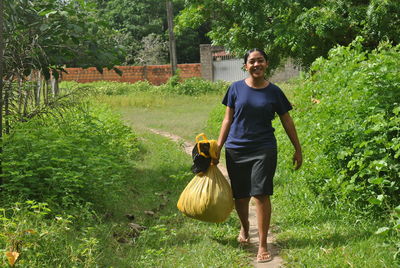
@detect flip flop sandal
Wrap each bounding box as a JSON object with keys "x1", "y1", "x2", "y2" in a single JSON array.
[
  {"x1": 257, "y1": 252, "x2": 272, "y2": 263},
  {"x1": 237, "y1": 235, "x2": 250, "y2": 245}
]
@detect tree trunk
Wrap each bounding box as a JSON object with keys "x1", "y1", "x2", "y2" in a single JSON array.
[
  {"x1": 166, "y1": 1, "x2": 177, "y2": 75},
  {"x1": 0, "y1": 0, "x2": 4, "y2": 185},
  {"x1": 4, "y1": 80, "x2": 10, "y2": 134},
  {"x1": 51, "y1": 75, "x2": 59, "y2": 97},
  {"x1": 23, "y1": 84, "x2": 29, "y2": 117},
  {"x1": 17, "y1": 76, "x2": 23, "y2": 117},
  {"x1": 35, "y1": 71, "x2": 42, "y2": 106},
  {"x1": 42, "y1": 78, "x2": 48, "y2": 105}
]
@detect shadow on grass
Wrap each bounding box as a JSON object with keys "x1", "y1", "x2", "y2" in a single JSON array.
[
  {"x1": 210, "y1": 236, "x2": 239, "y2": 248},
  {"x1": 278, "y1": 226, "x2": 372, "y2": 250}
]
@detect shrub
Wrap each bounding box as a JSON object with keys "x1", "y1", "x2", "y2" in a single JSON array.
[
  {"x1": 158, "y1": 76, "x2": 227, "y2": 96},
  {"x1": 0, "y1": 201, "x2": 100, "y2": 267},
  {"x1": 298, "y1": 38, "x2": 400, "y2": 215},
  {"x1": 61, "y1": 80, "x2": 154, "y2": 96},
  {"x1": 62, "y1": 77, "x2": 229, "y2": 97},
  {"x1": 1, "y1": 103, "x2": 139, "y2": 210}
]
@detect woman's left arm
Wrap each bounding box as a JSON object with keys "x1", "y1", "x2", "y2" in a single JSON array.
[{"x1": 279, "y1": 112, "x2": 303, "y2": 170}]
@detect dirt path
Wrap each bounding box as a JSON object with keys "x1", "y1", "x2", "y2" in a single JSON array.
[{"x1": 148, "y1": 128, "x2": 283, "y2": 268}]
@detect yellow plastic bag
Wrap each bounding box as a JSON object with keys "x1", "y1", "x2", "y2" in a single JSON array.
[{"x1": 177, "y1": 134, "x2": 234, "y2": 223}]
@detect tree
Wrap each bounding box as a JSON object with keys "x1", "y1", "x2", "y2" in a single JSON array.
[
  {"x1": 0, "y1": 0, "x2": 4, "y2": 185},
  {"x1": 92, "y1": 0, "x2": 210, "y2": 64},
  {"x1": 134, "y1": 33, "x2": 168, "y2": 65},
  {"x1": 176, "y1": 0, "x2": 400, "y2": 70},
  {"x1": 1, "y1": 0, "x2": 122, "y2": 126}
]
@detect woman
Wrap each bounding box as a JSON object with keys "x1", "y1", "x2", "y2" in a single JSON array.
[{"x1": 214, "y1": 48, "x2": 302, "y2": 263}]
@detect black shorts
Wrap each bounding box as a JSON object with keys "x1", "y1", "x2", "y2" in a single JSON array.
[{"x1": 225, "y1": 147, "x2": 277, "y2": 199}]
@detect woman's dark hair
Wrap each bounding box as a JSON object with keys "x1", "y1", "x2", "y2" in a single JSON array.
[{"x1": 244, "y1": 48, "x2": 268, "y2": 64}]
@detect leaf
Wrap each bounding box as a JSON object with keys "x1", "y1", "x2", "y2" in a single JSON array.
[
  {"x1": 39, "y1": 23, "x2": 50, "y2": 32},
  {"x1": 368, "y1": 197, "x2": 382, "y2": 205},
  {"x1": 374, "y1": 227, "x2": 390, "y2": 235},
  {"x1": 395, "y1": 205, "x2": 400, "y2": 215},
  {"x1": 368, "y1": 177, "x2": 384, "y2": 185},
  {"x1": 24, "y1": 229, "x2": 36, "y2": 234},
  {"x1": 6, "y1": 251, "x2": 20, "y2": 266},
  {"x1": 113, "y1": 67, "x2": 123, "y2": 76},
  {"x1": 40, "y1": 10, "x2": 58, "y2": 18}
]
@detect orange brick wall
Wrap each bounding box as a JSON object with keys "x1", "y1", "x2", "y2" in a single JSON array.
[{"x1": 61, "y1": 64, "x2": 201, "y2": 85}]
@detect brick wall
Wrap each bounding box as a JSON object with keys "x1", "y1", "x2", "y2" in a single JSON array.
[{"x1": 61, "y1": 64, "x2": 201, "y2": 85}]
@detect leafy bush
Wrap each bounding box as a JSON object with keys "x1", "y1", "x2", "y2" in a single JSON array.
[
  {"x1": 0, "y1": 201, "x2": 100, "y2": 267},
  {"x1": 161, "y1": 77, "x2": 228, "y2": 96},
  {"x1": 61, "y1": 80, "x2": 154, "y2": 96},
  {"x1": 62, "y1": 77, "x2": 228, "y2": 97},
  {"x1": 1, "y1": 103, "x2": 139, "y2": 210},
  {"x1": 298, "y1": 38, "x2": 400, "y2": 216}
]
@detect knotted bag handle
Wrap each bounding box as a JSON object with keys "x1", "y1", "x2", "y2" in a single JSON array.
[{"x1": 195, "y1": 133, "x2": 210, "y2": 158}]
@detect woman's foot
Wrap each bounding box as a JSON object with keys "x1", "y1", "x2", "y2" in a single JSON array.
[
  {"x1": 237, "y1": 226, "x2": 250, "y2": 244},
  {"x1": 256, "y1": 251, "x2": 272, "y2": 263},
  {"x1": 257, "y1": 245, "x2": 272, "y2": 263}
]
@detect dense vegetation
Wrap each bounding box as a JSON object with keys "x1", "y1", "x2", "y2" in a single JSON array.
[
  {"x1": 177, "y1": 0, "x2": 400, "y2": 71},
  {"x1": 0, "y1": 98, "x2": 141, "y2": 266},
  {"x1": 296, "y1": 39, "x2": 400, "y2": 217},
  {"x1": 0, "y1": 78, "x2": 243, "y2": 267},
  {"x1": 91, "y1": 0, "x2": 210, "y2": 64}
]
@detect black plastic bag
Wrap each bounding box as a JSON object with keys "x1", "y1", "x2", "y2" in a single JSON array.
[{"x1": 191, "y1": 142, "x2": 211, "y2": 174}]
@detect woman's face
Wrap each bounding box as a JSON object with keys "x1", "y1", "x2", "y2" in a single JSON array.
[{"x1": 245, "y1": 51, "x2": 268, "y2": 79}]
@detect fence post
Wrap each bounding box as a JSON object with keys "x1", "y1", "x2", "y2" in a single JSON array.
[{"x1": 200, "y1": 44, "x2": 213, "y2": 81}]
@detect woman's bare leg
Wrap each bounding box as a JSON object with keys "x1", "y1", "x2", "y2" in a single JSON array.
[
  {"x1": 253, "y1": 195, "x2": 271, "y2": 258},
  {"x1": 235, "y1": 197, "x2": 251, "y2": 241}
]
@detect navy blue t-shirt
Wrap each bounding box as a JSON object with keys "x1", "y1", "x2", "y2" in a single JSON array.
[{"x1": 222, "y1": 80, "x2": 292, "y2": 150}]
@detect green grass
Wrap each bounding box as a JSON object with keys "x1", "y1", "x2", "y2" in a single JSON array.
[
  {"x1": 112, "y1": 93, "x2": 223, "y2": 141},
  {"x1": 97, "y1": 131, "x2": 251, "y2": 267},
  {"x1": 272, "y1": 169, "x2": 398, "y2": 267}
]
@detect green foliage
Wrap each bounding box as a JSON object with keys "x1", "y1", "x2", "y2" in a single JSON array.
[
  {"x1": 62, "y1": 80, "x2": 155, "y2": 96},
  {"x1": 63, "y1": 78, "x2": 228, "y2": 97},
  {"x1": 298, "y1": 39, "x2": 400, "y2": 216},
  {"x1": 204, "y1": 103, "x2": 225, "y2": 139},
  {"x1": 4, "y1": 0, "x2": 122, "y2": 79},
  {"x1": 0, "y1": 201, "x2": 101, "y2": 267},
  {"x1": 92, "y1": 0, "x2": 207, "y2": 64},
  {"x1": 1, "y1": 103, "x2": 139, "y2": 210},
  {"x1": 177, "y1": 0, "x2": 400, "y2": 70},
  {"x1": 161, "y1": 77, "x2": 228, "y2": 96}
]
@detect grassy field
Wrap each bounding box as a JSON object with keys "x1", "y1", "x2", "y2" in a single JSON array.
[
  {"x1": 97, "y1": 130, "x2": 251, "y2": 267},
  {"x1": 99, "y1": 93, "x2": 222, "y2": 141},
  {"x1": 90, "y1": 91, "x2": 253, "y2": 267}
]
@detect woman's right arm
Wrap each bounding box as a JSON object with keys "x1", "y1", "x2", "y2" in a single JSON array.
[{"x1": 214, "y1": 106, "x2": 234, "y2": 163}]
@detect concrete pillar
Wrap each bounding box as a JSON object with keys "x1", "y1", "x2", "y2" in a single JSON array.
[{"x1": 200, "y1": 44, "x2": 213, "y2": 81}]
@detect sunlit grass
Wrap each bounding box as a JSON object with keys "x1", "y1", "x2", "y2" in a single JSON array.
[
  {"x1": 98, "y1": 132, "x2": 251, "y2": 267},
  {"x1": 106, "y1": 92, "x2": 224, "y2": 141}
]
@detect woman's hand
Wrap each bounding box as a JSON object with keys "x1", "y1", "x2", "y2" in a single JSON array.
[
  {"x1": 212, "y1": 146, "x2": 221, "y2": 165},
  {"x1": 279, "y1": 112, "x2": 302, "y2": 170},
  {"x1": 293, "y1": 150, "x2": 302, "y2": 170}
]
